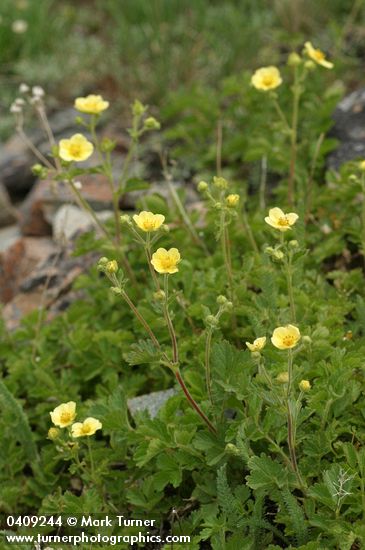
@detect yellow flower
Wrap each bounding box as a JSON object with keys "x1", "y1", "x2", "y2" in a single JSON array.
[
  {"x1": 133, "y1": 211, "x2": 165, "y2": 232},
  {"x1": 74, "y1": 94, "x2": 109, "y2": 114},
  {"x1": 265, "y1": 207, "x2": 298, "y2": 231},
  {"x1": 50, "y1": 401, "x2": 76, "y2": 428},
  {"x1": 304, "y1": 42, "x2": 333, "y2": 69},
  {"x1": 359, "y1": 160, "x2": 365, "y2": 171},
  {"x1": 299, "y1": 379, "x2": 311, "y2": 392},
  {"x1": 251, "y1": 66, "x2": 282, "y2": 91},
  {"x1": 271, "y1": 325, "x2": 301, "y2": 350},
  {"x1": 276, "y1": 372, "x2": 289, "y2": 384},
  {"x1": 151, "y1": 248, "x2": 181, "y2": 274},
  {"x1": 246, "y1": 336, "x2": 266, "y2": 352},
  {"x1": 59, "y1": 134, "x2": 94, "y2": 162},
  {"x1": 71, "y1": 417, "x2": 102, "y2": 438},
  {"x1": 226, "y1": 194, "x2": 240, "y2": 207}
]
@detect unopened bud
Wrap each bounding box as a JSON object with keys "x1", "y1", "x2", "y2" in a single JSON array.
[
  {"x1": 289, "y1": 239, "x2": 298, "y2": 248},
  {"x1": 302, "y1": 335, "x2": 312, "y2": 344},
  {"x1": 48, "y1": 427, "x2": 60, "y2": 440},
  {"x1": 132, "y1": 99, "x2": 146, "y2": 116},
  {"x1": 110, "y1": 286, "x2": 122, "y2": 295},
  {"x1": 213, "y1": 176, "x2": 228, "y2": 190},
  {"x1": 304, "y1": 60, "x2": 316, "y2": 71},
  {"x1": 299, "y1": 379, "x2": 311, "y2": 392},
  {"x1": 153, "y1": 290, "x2": 166, "y2": 301},
  {"x1": 198, "y1": 181, "x2": 208, "y2": 192},
  {"x1": 106, "y1": 260, "x2": 118, "y2": 274},
  {"x1": 205, "y1": 315, "x2": 219, "y2": 328},
  {"x1": 225, "y1": 443, "x2": 240, "y2": 456},
  {"x1": 216, "y1": 295, "x2": 228, "y2": 305},
  {"x1": 120, "y1": 215, "x2": 132, "y2": 225},
  {"x1": 226, "y1": 194, "x2": 240, "y2": 207},
  {"x1": 287, "y1": 52, "x2": 301, "y2": 66},
  {"x1": 276, "y1": 372, "x2": 289, "y2": 384},
  {"x1": 144, "y1": 116, "x2": 160, "y2": 130}
]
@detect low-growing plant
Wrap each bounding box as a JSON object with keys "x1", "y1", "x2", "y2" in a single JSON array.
[{"x1": 2, "y1": 41, "x2": 365, "y2": 550}]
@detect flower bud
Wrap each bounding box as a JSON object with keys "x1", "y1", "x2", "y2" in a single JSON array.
[
  {"x1": 100, "y1": 137, "x2": 116, "y2": 153},
  {"x1": 19, "y1": 83, "x2": 30, "y2": 93},
  {"x1": 120, "y1": 214, "x2": 132, "y2": 225},
  {"x1": 198, "y1": 181, "x2": 208, "y2": 192},
  {"x1": 304, "y1": 60, "x2": 316, "y2": 71},
  {"x1": 106, "y1": 260, "x2": 118, "y2": 274},
  {"x1": 349, "y1": 174, "x2": 358, "y2": 183},
  {"x1": 132, "y1": 99, "x2": 146, "y2": 116},
  {"x1": 225, "y1": 443, "x2": 240, "y2": 456},
  {"x1": 289, "y1": 239, "x2": 299, "y2": 248},
  {"x1": 299, "y1": 379, "x2": 311, "y2": 392},
  {"x1": 225, "y1": 301, "x2": 233, "y2": 311},
  {"x1": 214, "y1": 202, "x2": 223, "y2": 210},
  {"x1": 213, "y1": 176, "x2": 228, "y2": 190},
  {"x1": 110, "y1": 287, "x2": 122, "y2": 295},
  {"x1": 287, "y1": 52, "x2": 301, "y2": 66},
  {"x1": 153, "y1": 290, "x2": 166, "y2": 301},
  {"x1": 144, "y1": 116, "x2": 161, "y2": 130},
  {"x1": 226, "y1": 194, "x2": 240, "y2": 207},
  {"x1": 359, "y1": 161, "x2": 365, "y2": 172},
  {"x1": 302, "y1": 335, "x2": 312, "y2": 344},
  {"x1": 205, "y1": 314, "x2": 219, "y2": 328},
  {"x1": 216, "y1": 295, "x2": 228, "y2": 305},
  {"x1": 48, "y1": 427, "x2": 60, "y2": 440},
  {"x1": 276, "y1": 372, "x2": 289, "y2": 384},
  {"x1": 31, "y1": 163, "x2": 48, "y2": 178}
]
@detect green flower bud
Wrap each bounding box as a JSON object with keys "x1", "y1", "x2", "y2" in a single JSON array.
[
  {"x1": 153, "y1": 290, "x2": 166, "y2": 301},
  {"x1": 216, "y1": 295, "x2": 228, "y2": 305},
  {"x1": 120, "y1": 214, "x2": 132, "y2": 225},
  {"x1": 31, "y1": 163, "x2": 48, "y2": 178},
  {"x1": 276, "y1": 372, "x2": 289, "y2": 384},
  {"x1": 132, "y1": 99, "x2": 147, "y2": 116},
  {"x1": 100, "y1": 137, "x2": 116, "y2": 153},
  {"x1": 304, "y1": 60, "x2": 316, "y2": 71},
  {"x1": 48, "y1": 427, "x2": 60, "y2": 440},
  {"x1": 225, "y1": 443, "x2": 240, "y2": 456},
  {"x1": 144, "y1": 116, "x2": 161, "y2": 130},
  {"x1": 198, "y1": 181, "x2": 208, "y2": 192},
  {"x1": 205, "y1": 315, "x2": 219, "y2": 328},
  {"x1": 287, "y1": 52, "x2": 301, "y2": 66},
  {"x1": 110, "y1": 286, "x2": 122, "y2": 295},
  {"x1": 213, "y1": 176, "x2": 228, "y2": 190}
]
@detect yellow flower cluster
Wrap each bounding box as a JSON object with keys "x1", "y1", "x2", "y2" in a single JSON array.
[
  {"x1": 246, "y1": 325, "x2": 301, "y2": 352},
  {"x1": 50, "y1": 402, "x2": 102, "y2": 438}
]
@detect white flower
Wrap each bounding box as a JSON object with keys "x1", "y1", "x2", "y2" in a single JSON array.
[
  {"x1": 12, "y1": 19, "x2": 28, "y2": 34},
  {"x1": 32, "y1": 86, "x2": 45, "y2": 98},
  {"x1": 19, "y1": 83, "x2": 30, "y2": 93}
]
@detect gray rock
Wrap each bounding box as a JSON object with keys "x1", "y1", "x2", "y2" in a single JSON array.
[
  {"x1": 0, "y1": 183, "x2": 18, "y2": 227},
  {"x1": 328, "y1": 87, "x2": 365, "y2": 170},
  {"x1": 52, "y1": 204, "x2": 113, "y2": 243},
  {"x1": 0, "y1": 108, "x2": 84, "y2": 194},
  {"x1": 128, "y1": 388, "x2": 177, "y2": 418},
  {"x1": 0, "y1": 225, "x2": 21, "y2": 252}
]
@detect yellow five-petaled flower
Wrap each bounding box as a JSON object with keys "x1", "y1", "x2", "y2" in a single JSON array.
[
  {"x1": 265, "y1": 207, "x2": 298, "y2": 231},
  {"x1": 50, "y1": 401, "x2": 76, "y2": 428},
  {"x1": 271, "y1": 325, "x2": 301, "y2": 350},
  {"x1": 251, "y1": 66, "x2": 282, "y2": 91},
  {"x1": 71, "y1": 417, "x2": 102, "y2": 438},
  {"x1": 246, "y1": 336, "x2": 266, "y2": 352},
  {"x1": 59, "y1": 134, "x2": 94, "y2": 162},
  {"x1": 151, "y1": 248, "x2": 181, "y2": 274},
  {"x1": 74, "y1": 94, "x2": 109, "y2": 115},
  {"x1": 304, "y1": 42, "x2": 333, "y2": 69},
  {"x1": 133, "y1": 211, "x2": 165, "y2": 232}
]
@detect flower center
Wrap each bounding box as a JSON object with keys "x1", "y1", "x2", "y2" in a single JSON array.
[
  {"x1": 313, "y1": 50, "x2": 324, "y2": 61},
  {"x1": 60, "y1": 411, "x2": 72, "y2": 423},
  {"x1": 69, "y1": 144, "x2": 82, "y2": 158},
  {"x1": 277, "y1": 216, "x2": 289, "y2": 226},
  {"x1": 160, "y1": 256, "x2": 175, "y2": 269},
  {"x1": 262, "y1": 75, "x2": 274, "y2": 86},
  {"x1": 282, "y1": 335, "x2": 295, "y2": 347},
  {"x1": 143, "y1": 219, "x2": 156, "y2": 230}
]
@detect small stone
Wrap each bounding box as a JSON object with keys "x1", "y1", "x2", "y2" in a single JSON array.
[{"x1": 127, "y1": 388, "x2": 177, "y2": 419}]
